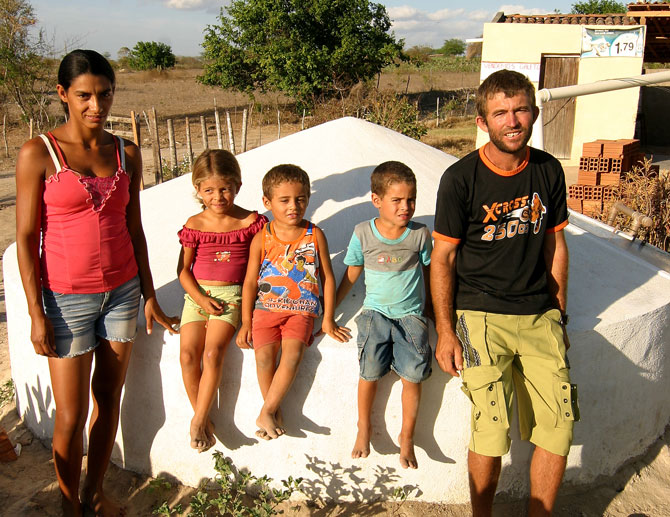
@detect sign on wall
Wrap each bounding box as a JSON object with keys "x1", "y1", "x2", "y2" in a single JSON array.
[
  {"x1": 480, "y1": 62, "x2": 541, "y2": 83},
  {"x1": 581, "y1": 26, "x2": 645, "y2": 58}
]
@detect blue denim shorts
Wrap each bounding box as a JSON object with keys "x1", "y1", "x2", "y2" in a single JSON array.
[
  {"x1": 355, "y1": 309, "x2": 432, "y2": 383},
  {"x1": 42, "y1": 275, "x2": 142, "y2": 358}
]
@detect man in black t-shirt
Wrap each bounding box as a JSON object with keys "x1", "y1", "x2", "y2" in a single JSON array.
[{"x1": 431, "y1": 70, "x2": 577, "y2": 516}]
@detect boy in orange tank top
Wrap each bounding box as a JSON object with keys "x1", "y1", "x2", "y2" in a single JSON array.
[{"x1": 237, "y1": 165, "x2": 350, "y2": 439}]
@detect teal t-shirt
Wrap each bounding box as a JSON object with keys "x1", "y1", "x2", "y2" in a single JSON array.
[{"x1": 343, "y1": 219, "x2": 432, "y2": 318}]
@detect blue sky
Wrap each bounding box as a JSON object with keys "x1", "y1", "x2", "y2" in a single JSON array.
[{"x1": 31, "y1": 1, "x2": 575, "y2": 58}]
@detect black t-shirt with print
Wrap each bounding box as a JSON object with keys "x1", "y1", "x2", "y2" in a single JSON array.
[{"x1": 434, "y1": 145, "x2": 568, "y2": 315}]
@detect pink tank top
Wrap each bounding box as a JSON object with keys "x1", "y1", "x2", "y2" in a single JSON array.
[
  {"x1": 178, "y1": 212, "x2": 268, "y2": 283},
  {"x1": 39, "y1": 133, "x2": 138, "y2": 294}
]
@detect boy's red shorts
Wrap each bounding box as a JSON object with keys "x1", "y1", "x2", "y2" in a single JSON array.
[{"x1": 251, "y1": 309, "x2": 315, "y2": 349}]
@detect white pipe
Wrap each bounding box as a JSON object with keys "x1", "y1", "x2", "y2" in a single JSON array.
[{"x1": 534, "y1": 70, "x2": 670, "y2": 151}]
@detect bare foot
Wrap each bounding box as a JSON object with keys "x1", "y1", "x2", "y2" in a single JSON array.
[
  {"x1": 205, "y1": 419, "x2": 217, "y2": 449},
  {"x1": 60, "y1": 496, "x2": 83, "y2": 517},
  {"x1": 190, "y1": 418, "x2": 211, "y2": 452},
  {"x1": 256, "y1": 410, "x2": 284, "y2": 439},
  {"x1": 351, "y1": 423, "x2": 371, "y2": 459},
  {"x1": 398, "y1": 433, "x2": 418, "y2": 469},
  {"x1": 255, "y1": 409, "x2": 283, "y2": 441},
  {"x1": 81, "y1": 490, "x2": 126, "y2": 517}
]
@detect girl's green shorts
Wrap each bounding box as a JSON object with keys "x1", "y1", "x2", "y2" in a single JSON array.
[{"x1": 180, "y1": 284, "x2": 242, "y2": 328}]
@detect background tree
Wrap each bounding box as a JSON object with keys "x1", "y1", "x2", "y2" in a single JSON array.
[
  {"x1": 127, "y1": 41, "x2": 176, "y2": 71},
  {"x1": 440, "y1": 38, "x2": 466, "y2": 56},
  {"x1": 0, "y1": 0, "x2": 54, "y2": 129},
  {"x1": 405, "y1": 45, "x2": 434, "y2": 64},
  {"x1": 199, "y1": 0, "x2": 404, "y2": 105},
  {"x1": 571, "y1": 1, "x2": 626, "y2": 14}
]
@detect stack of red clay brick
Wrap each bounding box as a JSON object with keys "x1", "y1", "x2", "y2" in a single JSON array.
[{"x1": 567, "y1": 139, "x2": 644, "y2": 217}]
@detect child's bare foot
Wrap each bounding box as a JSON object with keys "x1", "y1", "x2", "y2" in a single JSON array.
[
  {"x1": 60, "y1": 496, "x2": 83, "y2": 517},
  {"x1": 351, "y1": 423, "x2": 371, "y2": 459},
  {"x1": 81, "y1": 490, "x2": 126, "y2": 517},
  {"x1": 255, "y1": 409, "x2": 283, "y2": 440},
  {"x1": 205, "y1": 419, "x2": 217, "y2": 449},
  {"x1": 256, "y1": 410, "x2": 284, "y2": 439},
  {"x1": 398, "y1": 433, "x2": 418, "y2": 469},
  {"x1": 190, "y1": 418, "x2": 212, "y2": 452}
]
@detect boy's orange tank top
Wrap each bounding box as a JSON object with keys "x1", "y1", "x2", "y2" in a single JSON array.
[{"x1": 255, "y1": 222, "x2": 321, "y2": 316}]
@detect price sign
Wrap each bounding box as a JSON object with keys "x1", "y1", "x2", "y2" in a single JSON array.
[{"x1": 582, "y1": 27, "x2": 645, "y2": 58}]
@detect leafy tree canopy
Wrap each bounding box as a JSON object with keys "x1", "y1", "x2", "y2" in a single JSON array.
[
  {"x1": 570, "y1": 1, "x2": 626, "y2": 14},
  {"x1": 440, "y1": 38, "x2": 466, "y2": 56},
  {"x1": 199, "y1": 0, "x2": 404, "y2": 105},
  {"x1": 128, "y1": 41, "x2": 176, "y2": 71},
  {"x1": 0, "y1": 0, "x2": 53, "y2": 128}
]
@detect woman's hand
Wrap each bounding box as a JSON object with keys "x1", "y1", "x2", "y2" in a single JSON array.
[
  {"x1": 30, "y1": 312, "x2": 58, "y2": 357},
  {"x1": 143, "y1": 296, "x2": 180, "y2": 335}
]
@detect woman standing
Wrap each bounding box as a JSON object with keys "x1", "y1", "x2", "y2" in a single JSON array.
[{"x1": 15, "y1": 50, "x2": 178, "y2": 516}]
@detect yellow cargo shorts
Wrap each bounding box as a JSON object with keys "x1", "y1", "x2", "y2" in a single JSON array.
[
  {"x1": 457, "y1": 309, "x2": 579, "y2": 457},
  {"x1": 180, "y1": 284, "x2": 242, "y2": 328}
]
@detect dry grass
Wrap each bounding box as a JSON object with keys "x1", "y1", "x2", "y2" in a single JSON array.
[
  {"x1": 603, "y1": 159, "x2": 670, "y2": 251},
  {"x1": 421, "y1": 116, "x2": 477, "y2": 158}
]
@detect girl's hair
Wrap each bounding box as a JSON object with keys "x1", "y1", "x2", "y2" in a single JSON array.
[
  {"x1": 192, "y1": 150, "x2": 242, "y2": 207},
  {"x1": 58, "y1": 49, "x2": 116, "y2": 114}
]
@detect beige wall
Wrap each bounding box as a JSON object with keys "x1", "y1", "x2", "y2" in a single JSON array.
[{"x1": 476, "y1": 23, "x2": 644, "y2": 163}]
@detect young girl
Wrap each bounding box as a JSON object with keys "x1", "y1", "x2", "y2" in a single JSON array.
[
  {"x1": 177, "y1": 149, "x2": 268, "y2": 452},
  {"x1": 16, "y1": 49, "x2": 178, "y2": 517}
]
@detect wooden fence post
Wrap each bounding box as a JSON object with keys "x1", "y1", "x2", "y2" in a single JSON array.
[
  {"x1": 167, "y1": 118, "x2": 177, "y2": 172},
  {"x1": 301, "y1": 109, "x2": 306, "y2": 130},
  {"x1": 2, "y1": 114, "x2": 8, "y2": 158},
  {"x1": 214, "y1": 99, "x2": 223, "y2": 149},
  {"x1": 241, "y1": 108, "x2": 248, "y2": 153},
  {"x1": 185, "y1": 116, "x2": 193, "y2": 166},
  {"x1": 200, "y1": 115, "x2": 208, "y2": 151},
  {"x1": 29, "y1": 118, "x2": 34, "y2": 140},
  {"x1": 436, "y1": 97, "x2": 440, "y2": 128},
  {"x1": 277, "y1": 109, "x2": 281, "y2": 140},
  {"x1": 150, "y1": 107, "x2": 163, "y2": 184},
  {"x1": 225, "y1": 111, "x2": 236, "y2": 155}
]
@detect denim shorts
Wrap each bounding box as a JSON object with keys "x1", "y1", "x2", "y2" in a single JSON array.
[
  {"x1": 355, "y1": 309, "x2": 432, "y2": 383},
  {"x1": 42, "y1": 275, "x2": 141, "y2": 358}
]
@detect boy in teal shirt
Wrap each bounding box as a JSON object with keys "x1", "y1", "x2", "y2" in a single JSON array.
[{"x1": 336, "y1": 161, "x2": 432, "y2": 469}]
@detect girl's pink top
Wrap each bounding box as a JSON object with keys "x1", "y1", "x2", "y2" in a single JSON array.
[
  {"x1": 40, "y1": 132, "x2": 138, "y2": 294},
  {"x1": 178, "y1": 212, "x2": 268, "y2": 283}
]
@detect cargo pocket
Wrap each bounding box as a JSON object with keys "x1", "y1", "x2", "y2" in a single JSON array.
[
  {"x1": 355, "y1": 311, "x2": 373, "y2": 362},
  {"x1": 401, "y1": 314, "x2": 430, "y2": 355},
  {"x1": 554, "y1": 375, "x2": 580, "y2": 427},
  {"x1": 461, "y1": 365, "x2": 508, "y2": 431}
]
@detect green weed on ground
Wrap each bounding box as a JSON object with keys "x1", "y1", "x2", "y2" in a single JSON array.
[{"x1": 0, "y1": 379, "x2": 14, "y2": 408}]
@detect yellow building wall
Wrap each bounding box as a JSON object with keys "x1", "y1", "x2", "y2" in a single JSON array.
[{"x1": 475, "y1": 23, "x2": 644, "y2": 163}]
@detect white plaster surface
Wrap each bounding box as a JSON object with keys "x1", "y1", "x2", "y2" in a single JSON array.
[{"x1": 5, "y1": 117, "x2": 670, "y2": 503}]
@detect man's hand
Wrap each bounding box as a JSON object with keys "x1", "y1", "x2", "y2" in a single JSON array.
[{"x1": 435, "y1": 329, "x2": 463, "y2": 377}]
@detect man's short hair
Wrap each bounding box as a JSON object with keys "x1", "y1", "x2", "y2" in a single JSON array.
[
  {"x1": 262, "y1": 164, "x2": 311, "y2": 199},
  {"x1": 370, "y1": 161, "x2": 416, "y2": 197},
  {"x1": 476, "y1": 69, "x2": 536, "y2": 119}
]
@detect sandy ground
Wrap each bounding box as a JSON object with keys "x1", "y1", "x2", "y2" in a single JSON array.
[{"x1": 1, "y1": 129, "x2": 670, "y2": 515}]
